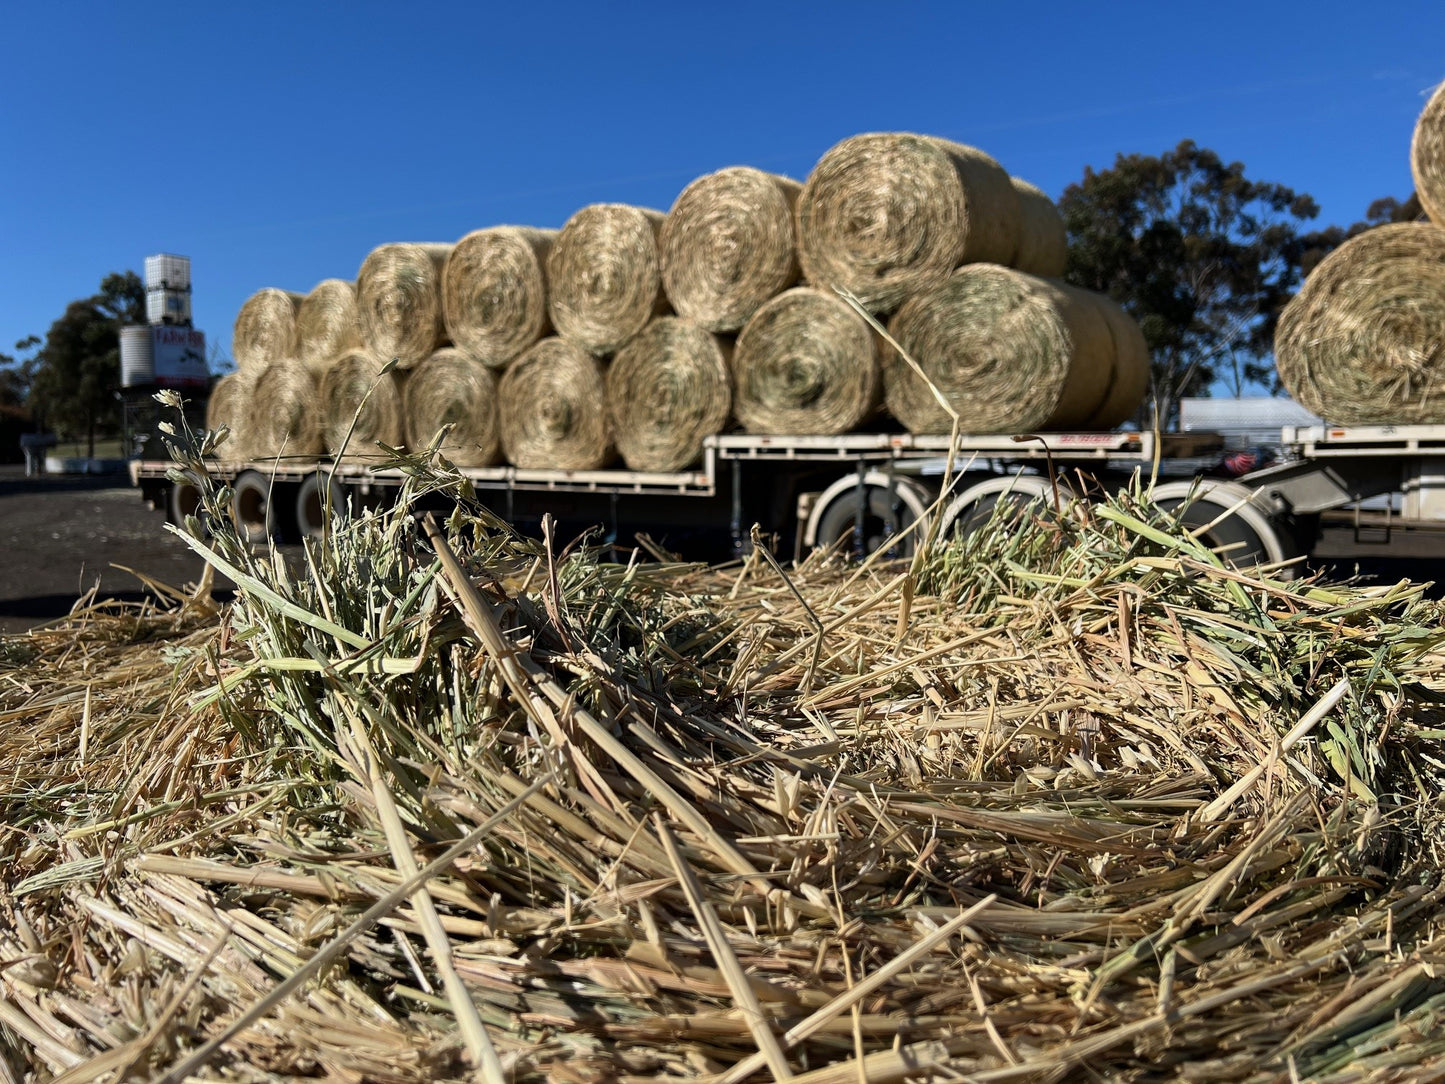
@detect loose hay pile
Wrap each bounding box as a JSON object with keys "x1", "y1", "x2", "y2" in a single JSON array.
[{"x1": 4, "y1": 416, "x2": 1445, "y2": 1082}]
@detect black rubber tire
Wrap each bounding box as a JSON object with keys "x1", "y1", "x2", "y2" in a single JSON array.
[
  {"x1": 1152, "y1": 481, "x2": 1290, "y2": 569},
  {"x1": 167, "y1": 472, "x2": 212, "y2": 537},
  {"x1": 295, "y1": 471, "x2": 347, "y2": 541},
  {"x1": 230, "y1": 470, "x2": 287, "y2": 545},
  {"x1": 811, "y1": 478, "x2": 929, "y2": 559}
]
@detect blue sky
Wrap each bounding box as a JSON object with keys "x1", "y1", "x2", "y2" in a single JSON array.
[{"x1": 2, "y1": 1, "x2": 1441, "y2": 372}]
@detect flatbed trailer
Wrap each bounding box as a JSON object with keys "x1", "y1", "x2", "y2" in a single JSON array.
[{"x1": 129, "y1": 423, "x2": 1445, "y2": 565}]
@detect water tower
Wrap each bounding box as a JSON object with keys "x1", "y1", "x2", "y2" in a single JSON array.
[{"x1": 120, "y1": 254, "x2": 210, "y2": 456}]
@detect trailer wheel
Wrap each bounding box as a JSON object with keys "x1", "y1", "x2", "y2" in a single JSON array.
[
  {"x1": 937, "y1": 474, "x2": 1053, "y2": 542},
  {"x1": 1151, "y1": 480, "x2": 1290, "y2": 569},
  {"x1": 295, "y1": 472, "x2": 348, "y2": 541},
  {"x1": 167, "y1": 471, "x2": 212, "y2": 537},
  {"x1": 231, "y1": 470, "x2": 292, "y2": 545},
  {"x1": 805, "y1": 473, "x2": 932, "y2": 559}
]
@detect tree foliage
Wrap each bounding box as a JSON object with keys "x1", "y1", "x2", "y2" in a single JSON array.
[
  {"x1": 1060, "y1": 141, "x2": 1325, "y2": 425},
  {"x1": 26, "y1": 272, "x2": 144, "y2": 455}
]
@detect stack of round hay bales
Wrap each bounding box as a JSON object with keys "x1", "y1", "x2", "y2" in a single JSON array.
[
  {"x1": 356, "y1": 243, "x2": 451, "y2": 368},
  {"x1": 548, "y1": 204, "x2": 668, "y2": 355},
  {"x1": 1276, "y1": 222, "x2": 1445, "y2": 424},
  {"x1": 404, "y1": 348, "x2": 501, "y2": 467},
  {"x1": 443, "y1": 228, "x2": 555, "y2": 369}
]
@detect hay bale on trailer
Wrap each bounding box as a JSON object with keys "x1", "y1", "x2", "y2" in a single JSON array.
[
  {"x1": 1276, "y1": 222, "x2": 1445, "y2": 424},
  {"x1": 884, "y1": 264, "x2": 1114, "y2": 434},
  {"x1": 797, "y1": 134, "x2": 1021, "y2": 314},
  {"x1": 1412, "y1": 79, "x2": 1445, "y2": 224},
  {"x1": 606, "y1": 316, "x2": 732, "y2": 471},
  {"x1": 356, "y1": 243, "x2": 451, "y2": 369},
  {"x1": 548, "y1": 204, "x2": 668, "y2": 356},
  {"x1": 1008, "y1": 177, "x2": 1069, "y2": 278},
  {"x1": 498, "y1": 337, "x2": 613, "y2": 470},
  {"x1": 732, "y1": 286, "x2": 880, "y2": 435},
  {"x1": 319, "y1": 349, "x2": 405, "y2": 459},
  {"x1": 403, "y1": 347, "x2": 501, "y2": 467},
  {"x1": 233, "y1": 288, "x2": 302, "y2": 372},
  {"x1": 442, "y1": 227, "x2": 555, "y2": 370},
  {"x1": 246, "y1": 362, "x2": 324, "y2": 459},
  {"x1": 295, "y1": 279, "x2": 362, "y2": 374},
  {"x1": 204, "y1": 369, "x2": 257, "y2": 460},
  {"x1": 660, "y1": 168, "x2": 801, "y2": 332},
  {"x1": 1086, "y1": 292, "x2": 1153, "y2": 429}
]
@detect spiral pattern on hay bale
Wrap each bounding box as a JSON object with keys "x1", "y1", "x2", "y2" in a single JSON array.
[
  {"x1": 884, "y1": 265, "x2": 1113, "y2": 434},
  {"x1": 1009, "y1": 177, "x2": 1069, "y2": 278},
  {"x1": 498, "y1": 338, "x2": 613, "y2": 470},
  {"x1": 233, "y1": 289, "x2": 303, "y2": 372},
  {"x1": 1412, "y1": 81, "x2": 1445, "y2": 225},
  {"x1": 660, "y1": 168, "x2": 801, "y2": 332},
  {"x1": 246, "y1": 362, "x2": 324, "y2": 459},
  {"x1": 547, "y1": 204, "x2": 668, "y2": 355},
  {"x1": 732, "y1": 287, "x2": 880, "y2": 435},
  {"x1": 607, "y1": 317, "x2": 732, "y2": 471},
  {"x1": 319, "y1": 350, "x2": 405, "y2": 459},
  {"x1": 442, "y1": 227, "x2": 555, "y2": 369},
  {"x1": 1276, "y1": 222, "x2": 1445, "y2": 424},
  {"x1": 403, "y1": 348, "x2": 501, "y2": 467},
  {"x1": 205, "y1": 370, "x2": 257, "y2": 460},
  {"x1": 295, "y1": 279, "x2": 362, "y2": 373},
  {"x1": 797, "y1": 134, "x2": 1021, "y2": 314},
  {"x1": 1085, "y1": 293, "x2": 1152, "y2": 430},
  {"x1": 356, "y1": 243, "x2": 451, "y2": 369}
]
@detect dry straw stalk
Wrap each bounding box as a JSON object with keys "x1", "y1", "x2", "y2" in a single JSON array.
[
  {"x1": 497, "y1": 337, "x2": 613, "y2": 469},
  {"x1": 607, "y1": 316, "x2": 732, "y2": 470},
  {"x1": 1275, "y1": 221, "x2": 1445, "y2": 424},
  {"x1": 732, "y1": 286, "x2": 880, "y2": 435},
  {"x1": 233, "y1": 287, "x2": 303, "y2": 371},
  {"x1": 1412, "y1": 79, "x2": 1445, "y2": 224},
  {"x1": 402, "y1": 347, "x2": 501, "y2": 467},
  {"x1": 295, "y1": 278, "x2": 363, "y2": 373},
  {"x1": 884, "y1": 264, "x2": 1114, "y2": 433},
  {"x1": 547, "y1": 203, "x2": 668, "y2": 355},
  {"x1": 442, "y1": 227, "x2": 556, "y2": 370},
  {"x1": 660, "y1": 167, "x2": 801, "y2": 332},
  {"x1": 356, "y1": 242, "x2": 452, "y2": 368},
  {"x1": 797, "y1": 133, "x2": 1021, "y2": 314}
]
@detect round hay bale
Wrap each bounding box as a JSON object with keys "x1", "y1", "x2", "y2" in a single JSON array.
[
  {"x1": 1086, "y1": 293, "x2": 1152, "y2": 429},
  {"x1": 660, "y1": 168, "x2": 801, "y2": 332},
  {"x1": 548, "y1": 204, "x2": 668, "y2": 355},
  {"x1": 404, "y1": 347, "x2": 501, "y2": 467},
  {"x1": 205, "y1": 370, "x2": 257, "y2": 460},
  {"x1": 442, "y1": 227, "x2": 555, "y2": 369},
  {"x1": 319, "y1": 350, "x2": 405, "y2": 459},
  {"x1": 1009, "y1": 177, "x2": 1068, "y2": 278},
  {"x1": 607, "y1": 317, "x2": 732, "y2": 471},
  {"x1": 883, "y1": 264, "x2": 1113, "y2": 434},
  {"x1": 1276, "y1": 222, "x2": 1445, "y2": 424},
  {"x1": 247, "y1": 361, "x2": 324, "y2": 459},
  {"x1": 1412, "y1": 80, "x2": 1445, "y2": 224},
  {"x1": 295, "y1": 279, "x2": 361, "y2": 373},
  {"x1": 356, "y1": 243, "x2": 451, "y2": 369},
  {"x1": 732, "y1": 287, "x2": 880, "y2": 435},
  {"x1": 797, "y1": 133, "x2": 1021, "y2": 314},
  {"x1": 233, "y1": 288, "x2": 302, "y2": 371},
  {"x1": 498, "y1": 338, "x2": 613, "y2": 470}
]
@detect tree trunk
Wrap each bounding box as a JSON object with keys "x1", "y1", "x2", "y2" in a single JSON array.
[{"x1": 87, "y1": 413, "x2": 95, "y2": 459}]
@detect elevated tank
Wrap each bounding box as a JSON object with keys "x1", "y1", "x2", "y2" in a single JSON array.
[{"x1": 120, "y1": 325, "x2": 155, "y2": 387}]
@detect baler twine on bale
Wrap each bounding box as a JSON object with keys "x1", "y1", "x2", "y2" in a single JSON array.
[
  {"x1": 732, "y1": 286, "x2": 880, "y2": 435},
  {"x1": 356, "y1": 242, "x2": 451, "y2": 369},
  {"x1": 548, "y1": 204, "x2": 669, "y2": 355},
  {"x1": 497, "y1": 337, "x2": 614, "y2": 470},
  {"x1": 606, "y1": 316, "x2": 732, "y2": 471},
  {"x1": 660, "y1": 167, "x2": 801, "y2": 332},
  {"x1": 233, "y1": 288, "x2": 303, "y2": 372},
  {"x1": 884, "y1": 264, "x2": 1114, "y2": 434},
  {"x1": 1275, "y1": 221, "x2": 1445, "y2": 424},
  {"x1": 442, "y1": 227, "x2": 555, "y2": 370},
  {"x1": 403, "y1": 347, "x2": 502, "y2": 468}
]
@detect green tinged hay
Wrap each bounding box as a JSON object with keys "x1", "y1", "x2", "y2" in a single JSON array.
[
  {"x1": 498, "y1": 336, "x2": 614, "y2": 469},
  {"x1": 442, "y1": 227, "x2": 555, "y2": 369},
  {"x1": 547, "y1": 203, "x2": 668, "y2": 355},
  {"x1": 402, "y1": 347, "x2": 502, "y2": 468},
  {"x1": 356, "y1": 242, "x2": 451, "y2": 368}
]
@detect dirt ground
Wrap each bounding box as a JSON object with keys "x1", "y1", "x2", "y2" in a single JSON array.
[
  {"x1": 0, "y1": 467, "x2": 1440, "y2": 637},
  {"x1": 0, "y1": 467, "x2": 229, "y2": 634}
]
